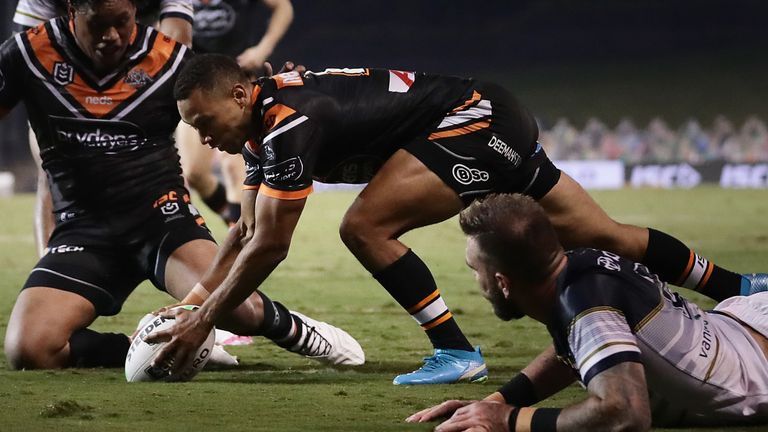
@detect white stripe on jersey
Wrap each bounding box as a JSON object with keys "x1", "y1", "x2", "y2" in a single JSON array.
[
  {"x1": 579, "y1": 341, "x2": 640, "y2": 381},
  {"x1": 262, "y1": 116, "x2": 309, "y2": 144},
  {"x1": 437, "y1": 99, "x2": 492, "y2": 129},
  {"x1": 15, "y1": 33, "x2": 85, "y2": 119},
  {"x1": 568, "y1": 308, "x2": 640, "y2": 380},
  {"x1": 113, "y1": 44, "x2": 188, "y2": 120}
]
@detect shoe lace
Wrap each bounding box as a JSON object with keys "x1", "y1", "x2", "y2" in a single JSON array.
[
  {"x1": 417, "y1": 353, "x2": 452, "y2": 372},
  {"x1": 295, "y1": 321, "x2": 332, "y2": 358}
]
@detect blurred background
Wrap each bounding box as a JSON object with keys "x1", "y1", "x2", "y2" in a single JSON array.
[{"x1": 1, "y1": 0, "x2": 767, "y2": 191}]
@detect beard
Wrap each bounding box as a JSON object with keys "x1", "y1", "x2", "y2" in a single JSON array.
[{"x1": 489, "y1": 294, "x2": 524, "y2": 321}]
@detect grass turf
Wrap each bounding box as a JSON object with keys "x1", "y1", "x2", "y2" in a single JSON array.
[{"x1": 0, "y1": 187, "x2": 766, "y2": 431}]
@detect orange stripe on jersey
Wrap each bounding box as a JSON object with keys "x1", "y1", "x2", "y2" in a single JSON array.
[
  {"x1": 30, "y1": 25, "x2": 179, "y2": 118},
  {"x1": 428, "y1": 120, "x2": 491, "y2": 140},
  {"x1": 407, "y1": 290, "x2": 441, "y2": 314},
  {"x1": 250, "y1": 84, "x2": 263, "y2": 107},
  {"x1": 260, "y1": 184, "x2": 313, "y2": 200},
  {"x1": 26, "y1": 25, "x2": 61, "y2": 80},
  {"x1": 272, "y1": 71, "x2": 304, "y2": 89},
  {"x1": 242, "y1": 184, "x2": 261, "y2": 191},
  {"x1": 263, "y1": 104, "x2": 297, "y2": 131},
  {"x1": 451, "y1": 90, "x2": 482, "y2": 113}
]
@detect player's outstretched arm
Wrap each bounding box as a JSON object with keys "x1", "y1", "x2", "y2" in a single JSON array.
[
  {"x1": 147, "y1": 193, "x2": 306, "y2": 372},
  {"x1": 554, "y1": 362, "x2": 651, "y2": 431},
  {"x1": 407, "y1": 345, "x2": 575, "y2": 424}
]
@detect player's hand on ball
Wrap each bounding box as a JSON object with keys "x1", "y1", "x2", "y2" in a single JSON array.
[
  {"x1": 433, "y1": 401, "x2": 515, "y2": 432},
  {"x1": 406, "y1": 400, "x2": 475, "y2": 423},
  {"x1": 145, "y1": 307, "x2": 214, "y2": 375}
]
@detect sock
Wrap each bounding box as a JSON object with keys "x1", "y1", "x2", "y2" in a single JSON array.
[
  {"x1": 642, "y1": 228, "x2": 742, "y2": 301},
  {"x1": 68, "y1": 328, "x2": 130, "y2": 368},
  {"x1": 201, "y1": 182, "x2": 228, "y2": 217},
  {"x1": 255, "y1": 291, "x2": 300, "y2": 348},
  {"x1": 373, "y1": 249, "x2": 473, "y2": 351},
  {"x1": 224, "y1": 202, "x2": 241, "y2": 224}
]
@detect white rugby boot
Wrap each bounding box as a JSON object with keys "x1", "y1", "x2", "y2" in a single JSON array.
[{"x1": 289, "y1": 311, "x2": 365, "y2": 366}]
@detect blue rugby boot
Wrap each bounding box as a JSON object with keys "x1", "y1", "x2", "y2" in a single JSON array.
[
  {"x1": 393, "y1": 346, "x2": 488, "y2": 385},
  {"x1": 741, "y1": 273, "x2": 768, "y2": 296}
]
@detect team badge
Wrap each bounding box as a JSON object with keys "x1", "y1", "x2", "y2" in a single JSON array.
[
  {"x1": 125, "y1": 68, "x2": 153, "y2": 88},
  {"x1": 52, "y1": 62, "x2": 75, "y2": 86},
  {"x1": 263, "y1": 145, "x2": 276, "y2": 161}
]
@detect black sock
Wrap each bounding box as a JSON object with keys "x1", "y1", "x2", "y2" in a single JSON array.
[
  {"x1": 642, "y1": 228, "x2": 742, "y2": 301},
  {"x1": 201, "y1": 182, "x2": 228, "y2": 216},
  {"x1": 256, "y1": 291, "x2": 299, "y2": 348},
  {"x1": 68, "y1": 328, "x2": 130, "y2": 368},
  {"x1": 373, "y1": 249, "x2": 473, "y2": 351}
]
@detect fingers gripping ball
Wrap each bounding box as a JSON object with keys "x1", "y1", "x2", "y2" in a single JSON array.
[{"x1": 125, "y1": 306, "x2": 215, "y2": 382}]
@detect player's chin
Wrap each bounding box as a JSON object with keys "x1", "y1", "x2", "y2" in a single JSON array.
[
  {"x1": 221, "y1": 143, "x2": 243, "y2": 155},
  {"x1": 492, "y1": 303, "x2": 525, "y2": 321}
]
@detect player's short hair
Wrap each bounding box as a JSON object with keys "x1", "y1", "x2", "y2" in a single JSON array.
[
  {"x1": 174, "y1": 54, "x2": 251, "y2": 101},
  {"x1": 68, "y1": 0, "x2": 140, "y2": 12},
  {"x1": 459, "y1": 193, "x2": 562, "y2": 284}
]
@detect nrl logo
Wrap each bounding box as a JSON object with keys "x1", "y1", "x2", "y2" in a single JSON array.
[
  {"x1": 52, "y1": 61, "x2": 74, "y2": 86},
  {"x1": 124, "y1": 68, "x2": 153, "y2": 88}
]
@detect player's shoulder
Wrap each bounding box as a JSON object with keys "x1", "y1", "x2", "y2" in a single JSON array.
[
  {"x1": 556, "y1": 248, "x2": 663, "y2": 329},
  {"x1": 133, "y1": 24, "x2": 191, "y2": 72}
]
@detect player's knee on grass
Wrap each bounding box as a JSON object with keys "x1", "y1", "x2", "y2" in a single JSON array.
[{"x1": 4, "y1": 326, "x2": 68, "y2": 370}]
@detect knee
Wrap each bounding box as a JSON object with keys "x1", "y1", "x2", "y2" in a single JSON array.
[
  {"x1": 4, "y1": 329, "x2": 67, "y2": 370},
  {"x1": 339, "y1": 211, "x2": 371, "y2": 253}
]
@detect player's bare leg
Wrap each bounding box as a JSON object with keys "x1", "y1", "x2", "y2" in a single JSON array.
[
  {"x1": 538, "y1": 172, "x2": 763, "y2": 299},
  {"x1": 220, "y1": 152, "x2": 245, "y2": 224},
  {"x1": 4, "y1": 288, "x2": 123, "y2": 369},
  {"x1": 340, "y1": 149, "x2": 486, "y2": 384}
]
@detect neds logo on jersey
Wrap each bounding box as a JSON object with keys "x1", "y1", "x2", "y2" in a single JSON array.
[{"x1": 49, "y1": 116, "x2": 146, "y2": 153}]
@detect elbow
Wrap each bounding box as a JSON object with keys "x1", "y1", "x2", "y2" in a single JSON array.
[{"x1": 601, "y1": 399, "x2": 651, "y2": 432}]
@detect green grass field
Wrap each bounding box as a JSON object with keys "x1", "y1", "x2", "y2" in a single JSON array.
[{"x1": 0, "y1": 188, "x2": 767, "y2": 431}]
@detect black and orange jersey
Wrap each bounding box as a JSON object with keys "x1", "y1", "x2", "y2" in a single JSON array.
[
  {"x1": 0, "y1": 17, "x2": 191, "y2": 217},
  {"x1": 242, "y1": 68, "x2": 476, "y2": 200}
]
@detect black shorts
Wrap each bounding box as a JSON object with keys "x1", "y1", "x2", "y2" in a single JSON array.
[
  {"x1": 404, "y1": 82, "x2": 561, "y2": 206},
  {"x1": 22, "y1": 187, "x2": 214, "y2": 316}
]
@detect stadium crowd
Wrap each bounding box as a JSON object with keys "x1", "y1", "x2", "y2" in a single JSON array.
[{"x1": 540, "y1": 115, "x2": 768, "y2": 163}]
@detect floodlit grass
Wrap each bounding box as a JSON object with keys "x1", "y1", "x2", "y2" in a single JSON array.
[{"x1": 0, "y1": 187, "x2": 766, "y2": 431}]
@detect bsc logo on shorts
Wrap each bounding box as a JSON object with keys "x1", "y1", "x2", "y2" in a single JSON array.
[{"x1": 452, "y1": 164, "x2": 489, "y2": 185}]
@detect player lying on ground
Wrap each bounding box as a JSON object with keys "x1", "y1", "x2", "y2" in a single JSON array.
[
  {"x1": 1, "y1": 0, "x2": 362, "y2": 370},
  {"x1": 408, "y1": 193, "x2": 768, "y2": 430},
  {"x1": 147, "y1": 54, "x2": 766, "y2": 385}
]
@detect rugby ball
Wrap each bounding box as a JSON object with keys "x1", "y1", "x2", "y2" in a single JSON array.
[{"x1": 125, "y1": 306, "x2": 215, "y2": 382}]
